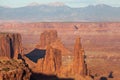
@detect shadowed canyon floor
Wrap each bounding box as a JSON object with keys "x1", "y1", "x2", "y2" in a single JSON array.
[{"x1": 0, "y1": 22, "x2": 120, "y2": 80}]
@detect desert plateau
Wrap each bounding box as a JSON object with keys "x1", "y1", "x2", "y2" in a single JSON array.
[{"x1": 0, "y1": 22, "x2": 120, "y2": 80}]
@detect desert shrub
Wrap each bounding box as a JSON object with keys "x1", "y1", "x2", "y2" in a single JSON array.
[
  {"x1": 12, "y1": 59, "x2": 17, "y2": 62},
  {"x1": 2, "y1": 67, "x2": 10, "y2": 71}
]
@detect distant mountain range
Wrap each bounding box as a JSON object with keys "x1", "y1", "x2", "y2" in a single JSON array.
[{"x1": 0, "y1": 4, "x2": 120, "y2": 22}]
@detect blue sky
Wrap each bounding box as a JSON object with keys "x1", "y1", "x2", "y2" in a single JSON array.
[{"x1": 0, "y1": 0, "x2": 120, "y2": 8}]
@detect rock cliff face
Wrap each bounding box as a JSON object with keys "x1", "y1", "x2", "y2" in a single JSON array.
[
  {"x1": 50, "y1": 39, "x2": 71, "y2": 55},
  {"x1": 36, "y1": 30, "x2": 58, "y2": 49},
  {"x1": 36, "y1": 30, "x2": 71, "y2": 55},
  {"x1": 58, "y1": 37, "x2": 88, "y2": 79},
  {"x1": 0, "y1": 35, "x2": 11, "y2": 58},
  {"x1": 29, "y1": 30, "x2": 90, "y2": 79},
  {"x1": 36, "y1": 45, "x2": 62, "y2": 75},
  {"x1": 0, "y1": 59, "x2": 31, "y2": 80},
  {"x1": 72, "y1": 37, "x2": 87, "y2": 76},
  {"x1": 43, "y1": 46, "x2": 62, "y2": 75},
  {"x1": 0, "y1": 33, "x2": 22, "y2": 59}
]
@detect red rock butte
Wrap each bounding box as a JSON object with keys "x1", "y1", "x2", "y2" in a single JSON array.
[
  {"x1": 33, "y1": 30, "x2": 91, "y2": 80},
  {"x1": 36, "y1": 30, "x2": 71, "y2": 55},
  {"x1": 0, "y1": 30, "x2": 92, "y2": 80},
  {"x1": 0, "y1": 33, "x2": 22, "y2": 59},
  {"x1": 36, "y1": 30, "x2": 58, "y2": 49},
  {"x1": 0, "y1": 33, "x2": 31, "y2": 80}
]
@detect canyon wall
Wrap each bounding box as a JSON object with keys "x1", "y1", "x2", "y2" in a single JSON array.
[
  {"x1": 33, "y1": 30, "x2": 90, "y2": 80},
  {"x1": 36, "y1": 45, "x2": 62, "y2": 75},
  {"x1": 0, "y1": 33, "x2": 31, "y2": 80},
  {"x1": 0, "y1": 33, "x2": 22, "y2": 59},
  {"x1": 36, "y1": 30, "x2": 58, "y2": 49},
  {"x1": 36, "y1": 30, "x2": 71, "y2": 55}
]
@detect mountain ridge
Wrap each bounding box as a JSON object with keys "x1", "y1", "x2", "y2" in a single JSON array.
[{"x1": 0, "y1": 4, "x2": 120, "y2": 22}]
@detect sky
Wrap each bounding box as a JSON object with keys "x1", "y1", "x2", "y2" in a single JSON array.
[{"x1": 0, "y1": 0, "x2": 120, "y2": 8}]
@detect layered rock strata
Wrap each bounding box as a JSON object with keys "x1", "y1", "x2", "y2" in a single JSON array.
[
  {"x1": 72, "y1": 37, "x2": 87, "y2": 76},
  {"x1": 0, "y1": 33, "x2": 22, "y2": 59},
  {"x1": 36, "y1": 45, "x2": 62, "y2": 75},
  {"x1": 36, "y1": 30, "x2": 58, "y2": 49},
  {"x1": 36, "y1": 30, "x2": 71, "y2": 55}
]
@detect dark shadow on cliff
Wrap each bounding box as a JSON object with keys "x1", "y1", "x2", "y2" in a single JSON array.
[
  {"x1": 30, "y1": 72, "x2": 74, "y2": 80},
  {"x1": 10, "y1": 39, "x2": 14, "y2": 58},
  {"x1": 18, "y1": 53, "x2": 30, "y2": 68},
  {"x1": 18, "y1": 54, "x2": 25, "y2": 62},
  {"x1": 90, "y1": 75, "x2": 94, "y2": 79},
  {"x1": 100, "y1": 77, "x2": 107, "y2": 80},
  {"x1": 99, "y1": 71, "x2": 114, "y2": 80},
  {"x1": 25, "y1": 48, "x2": 46, "y2": 63},
  {"x1": 108, "y1": 71, "x2": 113, "y2": 78}
]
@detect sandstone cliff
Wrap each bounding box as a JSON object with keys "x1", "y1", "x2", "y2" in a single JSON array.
[
  {"x1": 36, "y1": 45, "x2": 62, "y2": 75},
  {"x1": 36, "y1": 30, "x2": 71, "y2": 55},
  {"x1": 58, "y1": 37, "x2": 89, "y2": 79},
  {"x1": 27, "y1": 30, "x2": 91, "y2": 80},
  {"x1": 72, "y1": 37, "x2": 87, "y2": 76},
  {"x1": 0, "y1": 33, "x2": 22, "y2": 59},
  {"x1": 50, "y1": 39, "x2": 71, "y2": 55},
  {"x1": 36, "y1": 30, "x2": 58, "y2": 49}
]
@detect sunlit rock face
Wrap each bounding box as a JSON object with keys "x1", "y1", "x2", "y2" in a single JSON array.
[
  {"x1": 36, "y1": 30, "x2": 58, "y2": 49},
  {"x1": 72, "y1": 37, "x2": 88, "y2": 76},
  {"x1": 36, "y1": 45, "x2": 62, "y2": 75},
  {"x1": 0, "y1": 33, "x2": 22, "y2": 59},
  {"x1": 28, "y1": 30, "x2": 91, "y2": 80}
]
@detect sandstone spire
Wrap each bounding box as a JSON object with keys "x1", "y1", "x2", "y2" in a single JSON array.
[
  {"x1": 43, "y1": 45, "x2": 62, "y2": 74},
  {"x1": 73, "y1": 37, "x2": 87, "y2": 76},
  {"x1": 36, "y1": 45, "x2": 62, "y2": 75}
]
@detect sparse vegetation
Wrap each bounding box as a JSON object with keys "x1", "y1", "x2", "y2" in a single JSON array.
[
  {"x1": 2, "y1": 67, "x2": 10, "y2": 71},
  {"x1": 0, "y1": 59, "x2": 31, "y2": 80},
  {"x1": 0, "y1": 59, "x2": 24, "y2": 72}
]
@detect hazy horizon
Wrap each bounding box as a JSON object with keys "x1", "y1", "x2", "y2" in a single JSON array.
[{"x1": 1, "y1": 0, "x2": 120, "y2": 8}]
